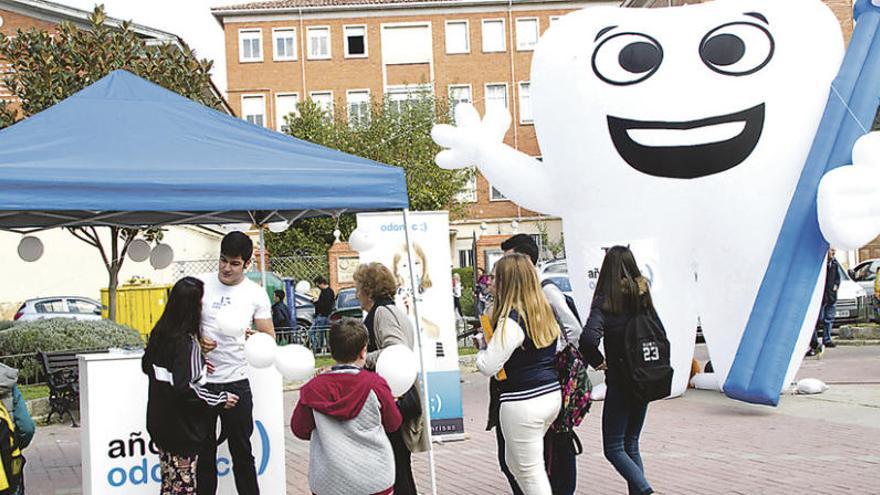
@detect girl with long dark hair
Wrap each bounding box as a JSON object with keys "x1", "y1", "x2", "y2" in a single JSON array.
[
  {"x1": 142, "y1": 277, "x2": 239, "y2": 495},
  {"x1": 579, "y1": 246, "x2": 656, "y2": 495}
]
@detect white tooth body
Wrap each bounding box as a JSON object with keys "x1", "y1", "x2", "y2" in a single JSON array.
[{"x1": 627, "y1": 121, "x2": 746, "y2": 147}]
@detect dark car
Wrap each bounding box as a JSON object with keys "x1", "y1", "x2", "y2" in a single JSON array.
[{"x1": 328, "y1": 287, "x2": 362, "y2": 324}]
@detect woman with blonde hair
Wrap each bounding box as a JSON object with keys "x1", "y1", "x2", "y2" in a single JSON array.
[{"x1": 476, "y1": 253, "x2": 560, "y2": 495}]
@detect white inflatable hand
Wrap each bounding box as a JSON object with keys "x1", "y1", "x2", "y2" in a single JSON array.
[
  {"x1": 818, "y1": 132, "x2": 880, "y2": 251},
  {"x1": 431, "y1": 103, "x2": 511, "y2": 170}
]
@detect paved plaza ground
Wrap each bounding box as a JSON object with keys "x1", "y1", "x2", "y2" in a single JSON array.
[{"x1": 24, "y1": 345, "x2": 880, "y2": 494}]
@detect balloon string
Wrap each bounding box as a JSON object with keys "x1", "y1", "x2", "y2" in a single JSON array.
[{"x1": 829, "y1": 82, "x2": 870, "y2": 135}]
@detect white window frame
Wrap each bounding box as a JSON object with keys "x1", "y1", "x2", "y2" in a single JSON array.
[
  {"x1": 489, "y1": 183, "x2": 507, "y2": 201},
  {"x1": 484, "y1": 82, "x2": 509, "y2": 116},
  {"x1": 346, "y1": 89, "x2": 371, "y2": 125},
  {"x1": 275, "y1": 92, "x2": 299, "y2": 132},
  {"x1": 454, "y1": 165, "x2": 478, "y2": 203},
  {"x1": 309, "y1": 90, "x2": 334, "y2": 116},
  {"x1": 481, "y1": 18, "x2": 506, "y2": 53},
  {"x1": 238, "y1": 28, "x2": 263, "y2": 63},
  {"x1": 448, "y1": 83, "x2": 472, "y2": 109},
  {"x1": 241, "y1": 93, "x2": 266, "y2": 127},
  {"x1": 444, "y1": 20, "x2": 470, "y2": 54},
  {"x1": 518, "y1": 81, "x2": 532, "y2": 124},
  {"x1": 307, "y1": 26, "x2": 332, "y2": 60},
  {"x1": 515, "y1": 17, "x2": 539, "y2": 51},
  {"x1": 343, "y1": 24, "x2": 368, "y2": 58},
  {"x1": 386, "y1": 84, "x2": 433, "y2": 114},
  {"x1": 272, "y1": 27, "x2": 297, "y2": 61}
]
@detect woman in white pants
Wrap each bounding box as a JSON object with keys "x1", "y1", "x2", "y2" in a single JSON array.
[{"x1": 476, "y1": 253, "x2": 561, "y2": 495}]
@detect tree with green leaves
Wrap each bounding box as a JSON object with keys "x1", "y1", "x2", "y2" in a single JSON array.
[
  {"x1": 0, "y1": 6, "x2": 223, "y2": 321},
  {"x1": 267, "y1": 94, "x2": 472, "y2": 257}
]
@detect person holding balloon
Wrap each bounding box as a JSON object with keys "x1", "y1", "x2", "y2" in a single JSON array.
[
  {"x1": 195, "y1": 232, "x2": 275, "y2": 495},
  {"x1": 291, "y1": 318, "x2": 403, "y2": 495},
  {"x1": 142, "y1": 277, "x2": 239, "y2": 495},
  {"x1": 475, "y1": 254, "x2": 561, "y2": 495},
  {"x1": 355, "y1": 262, "x2": 428, "y2": 495}
]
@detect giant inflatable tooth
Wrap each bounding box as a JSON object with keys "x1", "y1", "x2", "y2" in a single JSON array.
[{"x1": 433, "y1": 0, "x2": 845, "y2": 403}]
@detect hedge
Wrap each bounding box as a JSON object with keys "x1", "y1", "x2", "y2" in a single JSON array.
[
  {"x1": 452, "y1": 266, "x2": 476, "y2": 318},
  {"x1": 0, "y1": 319, "x2": 143, "y2": 383},
  {"x1": 0, "y1": 321, "x2": 12, "y2": 331}
]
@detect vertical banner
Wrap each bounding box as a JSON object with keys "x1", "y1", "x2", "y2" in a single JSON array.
[
  {"x1": 356, "y1": 211, "x2": 465, "y2": 436},
  {"x1": 79, "y1": 353, "x2": 286, "y2": 494}
]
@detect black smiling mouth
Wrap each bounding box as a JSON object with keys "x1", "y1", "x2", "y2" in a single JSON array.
[{"x1": 607, "y1": 103, "x2": 765, "y2": 179}]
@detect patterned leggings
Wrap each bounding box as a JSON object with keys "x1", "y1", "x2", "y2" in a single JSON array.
[{"x1": 159, "y1": 450, "x2": 198, "y2": 495}]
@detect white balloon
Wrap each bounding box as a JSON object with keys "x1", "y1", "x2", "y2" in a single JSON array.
[
  {"x1": 267, "y1": 221, "x2": 289, "y2": 233},
  {"x1": 127, "y1": 239, "x2": 151, "y2": 262},
  {"x1": 149, "y1": 243, "x2": 174, "y2": 270},
  {"x1": 590, "y1": 382, "x2": 606, "y2": 402},
  {"x1": 245, "y1": 332, "x2": 277, "y2": 368},
  {"x1": 17, "y1": 236, "x2": 43, "y2": 262},
  {"x1": 376, "y1": 344, "x2": 418, "y2": 397},
  {"x1": 275, "y1": 344, "x2": 315, "y2": 381},
  {"x1": 348, "y1": 228, "x2": 374, "y2": 252},
  {"x1": 295, "y1": 280, "x2": 311, "y2": 294}
]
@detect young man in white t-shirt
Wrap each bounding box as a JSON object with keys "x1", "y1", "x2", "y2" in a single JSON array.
[{"x1": 196, "y1": 231, "x2": 274, "y2": 495}]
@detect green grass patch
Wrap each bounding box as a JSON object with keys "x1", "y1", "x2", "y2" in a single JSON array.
[
  {"x1": 20, "y1": 384, "x2": 48, "y2": 401},
  {"x1": 458, "y1": 346, "x2": 478, "y2": 356}
]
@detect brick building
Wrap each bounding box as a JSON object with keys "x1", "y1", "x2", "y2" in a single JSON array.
[{"x1": 212, "y1": 0, "x2": 863, "y2": 270}]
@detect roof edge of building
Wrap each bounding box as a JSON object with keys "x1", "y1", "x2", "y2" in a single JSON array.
[{"x1": 212, "y1": 0, "x2": 596, "y2": 18}]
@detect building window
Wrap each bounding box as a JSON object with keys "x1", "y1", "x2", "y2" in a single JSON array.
[
  {"x1": 381, "y1": 24, "x2": 431, "y2": 65},
  {"x1": 445, "y1": 20, "x2": 469, "y2": 54},
  {"x1": 309, "y1": 91, "x2": 333, "y2": 116},
  {"x1": 241, "y1": 94, "x2": 266, "y2": 127},
  {"x1": 387, "y1": 85, "x2": 432, "y2": 114},
  {"x1": 275, "y1": 93, "x2": 298, "y2": 132},
  {"x1": 518, "y1": 82, "x2": 532, "y2": 123},
  {"x1": 490, "y1": 184, "x2": 507, "y2": 201},
  {"x1": 307, "y1": 26, "x2": 331, "y2": 59},
  {"x1": 485, "y1": 83, "x2": 508, "y2": 115},
  {"x1": 454, "y1": 166, "x2": 477, "y2": 203},
  {"x1": 239, "y1": 29, "x2": 262, "y2": 62},
  {"x1": 482, "y1": 19, "x2": 505, "y2": 53},
  {"x1": 516, "y1": 18, "x2": 539, "y2": 50},
  {"x1": 448, "y1": 84, "x2": 472, "y2": 115},
  {"x1": 347, "y1": 90, "x2": 370, "y2": 126},
  {"x1": 344, "y1": 25, "x2": 367, "y2": 57},
  {"x1": 272, "y1": 28, "x2": 296, "y2": 61},
  {"x1": 458, "y1": 248, "x2": 475, "y2": 268}
]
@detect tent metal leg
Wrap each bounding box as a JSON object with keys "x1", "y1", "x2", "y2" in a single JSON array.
[
  {"x1": 401, "y1": 208, "x2": 438, "y2": 495},
  {"x1": 259, "y1": 226, "x2": 268, "y2": 289}
]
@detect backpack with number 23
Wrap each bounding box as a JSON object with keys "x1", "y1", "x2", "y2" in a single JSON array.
[{"x1": 622, "y1": 309, "x2": 673, "y2": 403}]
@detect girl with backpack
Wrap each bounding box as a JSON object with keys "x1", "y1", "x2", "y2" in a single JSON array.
[
  {"x1": 142, "y1": 277, "x2": 239, "y2": 495},
  {"x1": 475, "y1": 253, "x2": 560, "y2": 495},
  {"x1": 579, "y1": 246, "x2": 666, "y2": 495}
]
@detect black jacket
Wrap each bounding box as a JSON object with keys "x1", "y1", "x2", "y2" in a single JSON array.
[
  {"x1": 272, "y1": 301, "x2": 292, "y2": 330},
  {"x1": 578, "y1": 295, "x2": 632, "y2": 389},
  {"x1": 315, "y1": 287, "x2": 335, "y2": 317},
  {"x1": 142, "y1": 335, "x2": 229, "y2": 456},
  {"x1": 824, "y1": 258, "x2": 841, "y2": 305}
]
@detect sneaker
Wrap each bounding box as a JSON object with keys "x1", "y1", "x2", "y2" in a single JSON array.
[
  {"x1": 805, "y1": 348, "x2": 816, "y2": 357},
  {"x1": 825, "y1": 341, "x2": 837, "y2": 348},
  {"x1": 816, "y1": 345, "x2": 825, "y2": 357}
]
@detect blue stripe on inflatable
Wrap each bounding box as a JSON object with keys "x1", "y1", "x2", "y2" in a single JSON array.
[{"x1": 724, "y1": 1, "x2": 880, "y2": 406}]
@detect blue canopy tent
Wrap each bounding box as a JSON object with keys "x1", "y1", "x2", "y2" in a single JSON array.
[
  {"x1": 0, "y1": 69, "x2": 408, "y2": 230},
  {"x1": 0, "y1": 70, "x2": 440, "y2": 493}
]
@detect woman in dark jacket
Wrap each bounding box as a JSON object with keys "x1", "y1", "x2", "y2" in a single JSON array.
[
  {"x1": 142, "y1": 277, "x2": 238, "y2": 495},
  {"x1": 579, "y1": 246, "x2": 655, "y2": 495}
]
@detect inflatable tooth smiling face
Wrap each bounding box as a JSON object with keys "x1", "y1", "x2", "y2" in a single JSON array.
[{"x1": 528, "y1": 0, "x2": 844, "y2": 397}]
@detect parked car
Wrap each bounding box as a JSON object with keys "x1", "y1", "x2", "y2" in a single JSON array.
[
  {"x1": 13, "y1": 296, "x2": 102, "y2": 323},
  {"x1": 328, "y1": 287, "x2": 362, "y2": 323},
  {"x1": 292, "y1": 292, "x2": 315, "y2": 332},
  {"x1": 832, "y1": 263, "x2": 868, "y2": 324},
  {"x1": 539, "y1": 273, "x2": 573, "y2": 299},
  {"x1": 849, "y1": 258, "x2": 879, "y2": 296},
  {"x1": 538, "y1": 259, "x2": 568, "y2": 275}
]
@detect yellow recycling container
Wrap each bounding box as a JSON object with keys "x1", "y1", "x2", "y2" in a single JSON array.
[{"x1": 101, "y1": 284, "x2": 172, "y2": 340}]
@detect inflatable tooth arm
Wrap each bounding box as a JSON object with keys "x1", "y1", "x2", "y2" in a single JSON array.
[{"x1": 431, "y1": 102, "x2": 558, "y2": 215}]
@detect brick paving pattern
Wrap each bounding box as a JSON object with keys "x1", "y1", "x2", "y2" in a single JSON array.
[{"x1": 23, "y1": 345, "x2": 880, "y2": 494}]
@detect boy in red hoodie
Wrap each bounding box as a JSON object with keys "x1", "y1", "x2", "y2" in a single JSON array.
[{"x1": 291, "y1": 318, "x2": 403, "y2": 495}]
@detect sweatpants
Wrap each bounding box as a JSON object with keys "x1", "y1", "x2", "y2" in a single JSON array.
[{"x1": 499, "y1": 391, "x2": 562, "y2": 495}]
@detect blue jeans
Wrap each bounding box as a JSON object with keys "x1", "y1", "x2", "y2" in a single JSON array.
[
  {"x1": 811, "y1": 302, "x2": 835, "y2": 348},
  {"x1": 309, "y1": 315, "x2": 328, "y2": 352},
  {"x1": 602, "y1": 385, "x2": 652, "y2": 495}
]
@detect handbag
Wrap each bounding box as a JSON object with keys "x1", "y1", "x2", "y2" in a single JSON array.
[{"x1": 396, "y1": 383, "x2": 422, "y2": 420}]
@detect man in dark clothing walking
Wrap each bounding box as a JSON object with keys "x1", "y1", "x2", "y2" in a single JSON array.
[
  {"x1": 272, "y1": 290, "x2": 293, "y2": 333},
  {"x1": 809, "y1": 248, "x2": 841, "y2": 356},
  {"x1": 309, "y1": 277, "x2": 335, "y2": 352}
]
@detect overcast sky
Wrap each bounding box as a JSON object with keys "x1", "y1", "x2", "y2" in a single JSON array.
[{"x1": 64, "y1": 0, "x2": 234, "y2": 94}]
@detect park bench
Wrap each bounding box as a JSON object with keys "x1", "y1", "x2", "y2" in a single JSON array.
[{"x1": 37, "y1": 349, "x2": 108, "y2": 426}]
